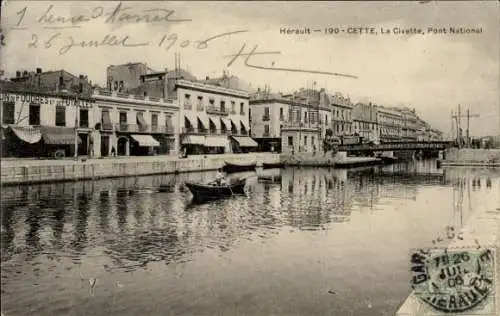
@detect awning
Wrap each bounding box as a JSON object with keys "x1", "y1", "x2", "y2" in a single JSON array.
[
  {"x1": 182, "y1": 135, "x2": 205, "y2": 145},
  {"x1": 204, "y1": 135, "x2": 227, "y2": 147},
  {"x1": 136, "y1": 112, "x2": 147, "y2": 127},
  {"x1": 184, "y1": 113, "x2": 197, "y2": 128},
  {"x1": 131, "y1": 134, "x2": 160, "y2": 147},
  {"x1": 209, "y1": 116, "x2": 221, "y2": 130},
  {"x1": 230, "y1": 119, "x2": 239, "y2": 132},
  {"x1": 197, "y1": 113, "x2": 210, "y2": 130},
  {"x1": 41, "y1": 126, "x2": 81, "y2": 145},
  {"x1": 231, "y1": 136, "x2": 258, "y2": 147},
  {"x1": 10, "y1": 125, "x2": 42, "y2": 144},
  {"x1": 240, "y1": 120, "x2": 249, "y2": 131},
  {"x1": 221, "y1": 117, "x2": 231, "y2": 130}
]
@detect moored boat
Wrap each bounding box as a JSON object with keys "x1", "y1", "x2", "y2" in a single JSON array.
[
  {"x1": 185, "y1": 179, "x2": 246, "y2": 202},
  {"x1": 223, "y1": 161, "x2": 257, "y2": 173},
  {"x1": 262, "y1": 162, "x2": 285, "y2": 169}
]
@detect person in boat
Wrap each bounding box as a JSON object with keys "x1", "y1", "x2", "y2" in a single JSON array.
[{"x1": 214, "y1": 168, "x2": 229, "y2": 186}]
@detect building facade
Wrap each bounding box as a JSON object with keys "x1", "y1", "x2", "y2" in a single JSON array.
[
  {"x1": 93, "y1": 89, "x2": 179, "y2": 157},
  {"x1": 177, "y1": 79, "x2": 256, "y2": 155},
  {"x1": 352, "y1": 102, "x2": 378, "y2": 141},
  {"x1": 250, "y1": 89, "x2": 330, "y2": 153},
  {"x1": 377, "y1": 106, "x2": 405, "y2": 142},
  {"x1": 329, "y1": 93, "x2": 353, "y2": 136},
  {"x1": 1, "y1": 89, "x2": 94, "y2": 158}
]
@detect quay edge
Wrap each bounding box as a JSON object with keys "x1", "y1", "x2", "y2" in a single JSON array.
[{"x1": 0, "y1": 153, "x2": 280, "y2": 186}]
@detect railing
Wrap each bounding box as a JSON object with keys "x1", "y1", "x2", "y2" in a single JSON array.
[
  {"x1": 93, "y1": 89, "x2": 175, "y2": 105},
  {"x1": 101, "y1": 123, "x2": 113, "y2": 131},
  {"x1": 262, "y1": 115, "x2": 270, "y2": 121},
  {"x1": 231, "y1": 110, "x2": 237, "y2": 115},
  {"x1": 196, "y1": 103, "x2": 204, "y2": 111},
  {"x1": 240, "y1": 111, "x2": 245, "y2": 116},
  {"x1": 115, "y1": 123, "x2": 149, "y2": 133},
  {"x1": 337, "y1": 141, "x2": 455, "y2": 152},
  {"x1": 184, "y1": 103, "x2": 192, "y2": 110},
  {"x1": 181, "y1": 128, "x2": 249, "y2": 136},
  {"x1": 79, "y1": 121, "x2": 89, "y2": 128},
  {"x1": 206, "y1": 106, "x2": 229, "y2": 116},
  {"x1": 279, "y1": 115, "x2": 285, "y2": 121},
  {"x1": 281, "y1": 122, "x2": 321, "y2": 131}
]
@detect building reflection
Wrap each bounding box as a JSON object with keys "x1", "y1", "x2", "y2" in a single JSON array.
[{"x1": 1, "y1": 161, "x2": 498, "y2": 273}]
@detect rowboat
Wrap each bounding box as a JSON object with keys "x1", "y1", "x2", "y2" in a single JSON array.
[
  {"x1": 185, "y1": 179, "x2": 246, "y2": 202},
  {"x1": 262, "y1": 162, "x2": 284, "y2": 169},
  {"x1": 223, "y1": 161, "x2": 257, "y2": 173}
]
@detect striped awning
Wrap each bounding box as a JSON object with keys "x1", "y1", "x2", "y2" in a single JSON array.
[
  {"x1": 182, "y1": 135, "x2": 205, "y2": 145},
  {"x1": 230, "y1": 119, "x2": 239, "y2": 131},
  {"x1": 205, "y1": 136, "x2": 227, "y2": 147},
  {"x1": 240, "y1": 120, "x2": 249, "y2": 131},
  {"x1": 184, "y1": 113, "x2": 197, "y2": 128},
  {"x1": 10, "y1": 125, "x2": 42, "y2": 144},
  {"x1": 197, "y1": 112, "x2": 210, "y2": 130},
  {"x1": 209, "y1": 116, "x2": 221, "y2": 130},
  {"x1": 231, "y1": 136, "x2": 258, "y2": 147},
  {"x1": 41, "y1": 126, "x2": 81, "y2": 145},
  {"x1": 131, "y1": 134, "x2": 159, "y2": 147},
  {"x1": 221, "y1": 117, "x2": 231, "y2": 130}
]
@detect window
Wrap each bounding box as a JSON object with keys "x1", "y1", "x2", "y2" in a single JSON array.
[
  {"x1": 279, "y1": 107, "x2": 284, "y2": 119},
  {"x1": 209, "y1": 99, "x2": 215, "y2": 106},
  {"x1": 79, "y1": 109, "x2": 88, "y2": 128},
  {"x1": 185, "y1": 94, "x2": 191, "y2": 100},
  {"x1": 220, "y1": 101, "x2": 226, "y2": 112},
  {"x1": 165, "y1": 115, "x2": 173, "y2": 131},
  {"x1": 151, "y1": 113, "x2": 158, "y2": 127},
  {"x1": 119, "y1": 112, "x2": 127, "y2": 124},
  {"x1": 304, "y1": 112, "x2": 308, "y2": 123},
  {"x1": 55, "y1": 106, "x2": 66, "y2": 126},
  {"x1": 304, "y1": 136, "x2": 307, "y2": 145},
  {"x1": 288, "y1": 136, "x2": 293, "y2": 146},
  {"x1": 280, "y1": 124, "x2": 283, "y2": 131},
  {"x1": 312, "y1": 136, "x2": 315, "y2": 145},
  {"x1": 29, "y1": 103, "x2": 40, "y2": 125},
  {"x1": 240, "y1": 102, "x2": 244, "y2": 115},
  {"x1": 2, "y1": 102, "x2": 15, "y2": 124},
  {"x1": 264, "y1": 107, "x2": 270, "y2": 116},
  {"x1": 231, "y1": 101, "x2": 236, "y2": 113},
  {"x1": 264, "y1": 125, "x2": 270, "y2": 136}
]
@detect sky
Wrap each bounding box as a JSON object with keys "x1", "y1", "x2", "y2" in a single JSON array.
[{"x1": 1, "y1": 1, "x2": 499, "y2": 137}]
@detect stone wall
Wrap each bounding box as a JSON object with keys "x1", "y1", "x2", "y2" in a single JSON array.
[
  {"x1": 445, "y1": 148, "x2": 500, "y2": 164},
  {"x1": 1, "y1": 153, "x2": 280, "y2": 185}
]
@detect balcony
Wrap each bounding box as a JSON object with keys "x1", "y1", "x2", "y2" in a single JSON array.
[
  {"x1": 240, "y1": 111, "x2": 245, "y2": 116},
  {"x1": 262, "y1": 115, "x2": 270, "y2": 121},
  {"x1": 281, "y1": 122, "x2": 321, "y2": 132},
  {"x1": 115, "y1": 123, "x2": 171, "y2": 133},
  {"x1": 184, "y1": 102, "x2": 193, "y2": 110},
  {"x1": 231, "y1": 110, "x2": 237, "y2": 115},
  {"x1": 183, "y1": 127, "x2": 223, "y2": 135},
  {"x1": 101, "y1": 123, "x2": 113, "y2": 131},
  {"x1": 206, "y1": 106, "x2": 229, "y2": 116},
  {"x1": 196, "y1": 103, "x2": 204, "y2": 111},
  {"x1": 79, "y1": 121, "x2": 89, "y2": 128},
  {"x1": 279, "y1": 115, "x2": 285, "y2": 121}
]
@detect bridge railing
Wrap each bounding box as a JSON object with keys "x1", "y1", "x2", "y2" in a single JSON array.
[{"x1": 337, "y1": 141, "x2": 455, "y2": 151}]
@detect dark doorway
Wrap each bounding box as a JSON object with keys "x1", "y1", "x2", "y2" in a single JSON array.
[
  {"x1": 101, "y1": 135, "x2": 109, "y2": 157},
  {"x1": 117, "y1": 137, "x2": 128, "y2": 156},
  {"x1": 78, "y1": 133, "x2": 89, "y2": 156}
]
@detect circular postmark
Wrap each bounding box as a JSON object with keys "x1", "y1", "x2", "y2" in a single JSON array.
[{"x1": 410, "y1": 247, "x2": 495, "y2": 313}]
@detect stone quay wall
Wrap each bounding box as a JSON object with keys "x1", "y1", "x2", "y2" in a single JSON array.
[
  {"x1": 442, "y1": 148, "x2": 500, "y2": 167},
  {"x1": 1, "y1": 153, "x2": 280, "y2": 186}
]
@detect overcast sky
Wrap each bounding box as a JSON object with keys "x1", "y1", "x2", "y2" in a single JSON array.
[{"x1": 1, "y1": 1, "x2": 498, "y2": 136}]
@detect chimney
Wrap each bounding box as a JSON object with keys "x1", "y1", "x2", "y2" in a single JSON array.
[
  {"x1": 36, "y1": 68, "x2": 42, "y2": 74},
  {"x1": 206, "y1": 76, "x2": 209, "y2": 80},
  {"x1": 22, "y1": 70, "x2": 28, "y2": 77},
  {"x1": 16, "y1": 71, "x2": 21, "y2": 78}
]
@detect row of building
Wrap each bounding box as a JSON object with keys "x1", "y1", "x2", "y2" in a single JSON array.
[{"x1": 0, "y1": 63, "x2": 442, "y2": 158}]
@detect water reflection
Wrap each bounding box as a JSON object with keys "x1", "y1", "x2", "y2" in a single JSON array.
[{"x1": 1, "y1": 160, "x2": 499, "y2": 316}]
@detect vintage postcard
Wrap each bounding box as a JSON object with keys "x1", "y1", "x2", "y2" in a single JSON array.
[{"x1": 0, "y1": 1, "x2": 499, "y2": 316}]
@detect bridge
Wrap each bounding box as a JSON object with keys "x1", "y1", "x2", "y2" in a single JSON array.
[{"x1": 337, "y1": 141, "x2": 455, "y2": 152}]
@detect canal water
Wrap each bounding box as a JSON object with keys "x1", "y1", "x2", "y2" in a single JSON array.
[{"x1": 1, "y1": 160, "x2": 499, "y2": 316}]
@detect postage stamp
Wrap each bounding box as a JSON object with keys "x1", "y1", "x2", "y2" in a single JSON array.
[{"x1": 410, "y1": 246, "x2": 497, "y2": 315}]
